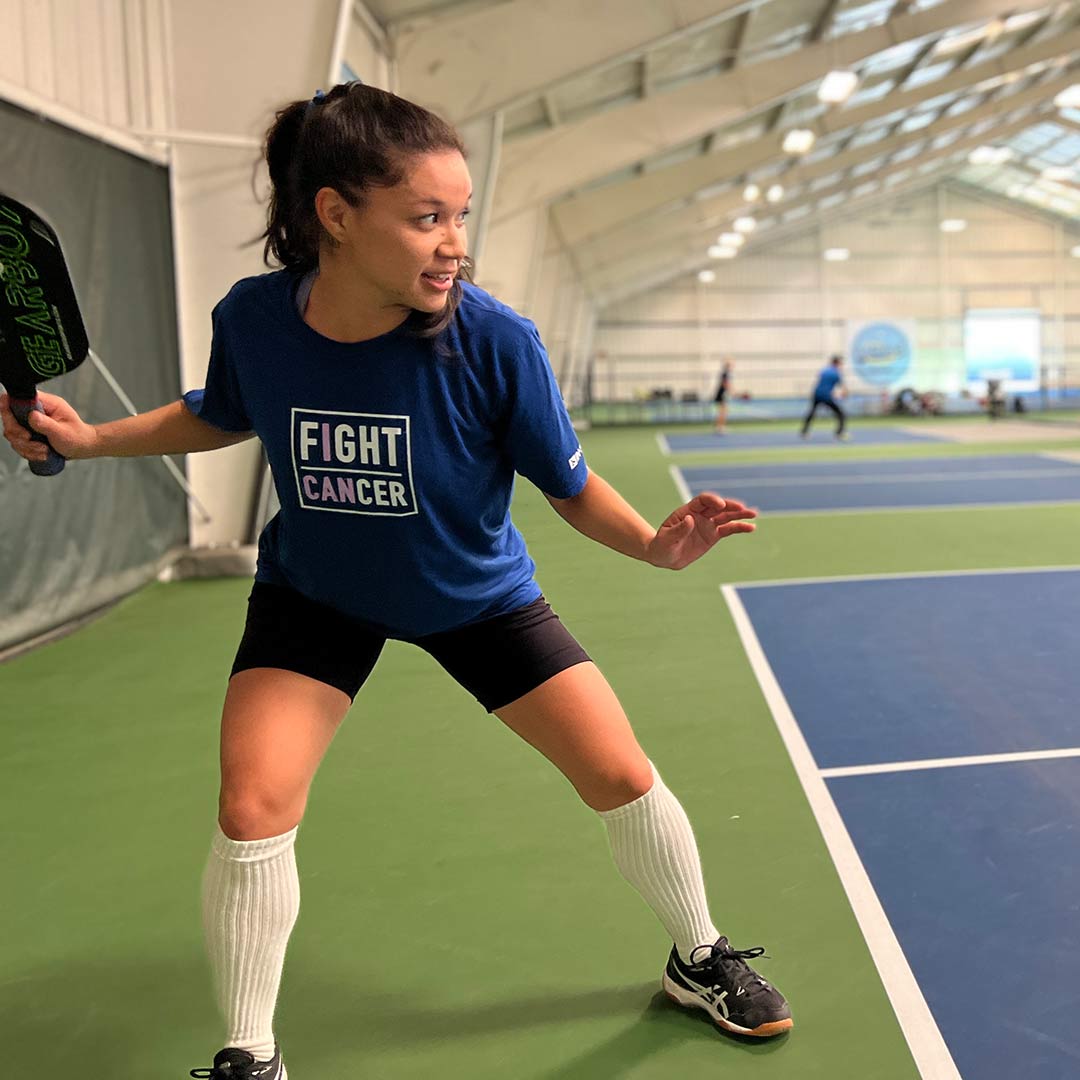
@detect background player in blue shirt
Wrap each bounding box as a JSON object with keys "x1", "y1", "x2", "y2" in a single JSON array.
[
  {"x1": 2, "y1": 82, "x2": 793, "y2": 1078},
  {"x1": 801, "y1": 354, "x2": 848, "y2": 440}
]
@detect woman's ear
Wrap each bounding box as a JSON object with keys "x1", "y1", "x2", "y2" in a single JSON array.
[{"x1": 314, "y1": 187, "x2": 350, "y2": 243}]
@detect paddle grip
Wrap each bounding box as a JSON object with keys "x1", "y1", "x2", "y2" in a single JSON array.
[{"x1": 10, "y1": 396, "x2": 66, "y2": 476}]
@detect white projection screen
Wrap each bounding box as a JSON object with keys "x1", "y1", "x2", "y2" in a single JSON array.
[{"x1": 964, "y1": 308, "x2": 1041, "y2": 392}]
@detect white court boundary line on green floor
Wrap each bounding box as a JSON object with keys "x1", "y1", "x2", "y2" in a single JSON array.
[
  {"x1": 669, "y1": 464, "x2": 692, "y2": 503},
  {"x1": 721, "y1": 564, "x2": 1080, "y2": 1078},
  {"x1": 656, "y1": 432, "x2": 673, "y2": 456},
  {"x1": 722, "y1": 582, "x2": 961, "y2": 1080}
]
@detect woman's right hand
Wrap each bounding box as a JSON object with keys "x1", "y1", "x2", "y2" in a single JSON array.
[{"x1": 0, "y1": 391, "x2": 100, "y2": 462}]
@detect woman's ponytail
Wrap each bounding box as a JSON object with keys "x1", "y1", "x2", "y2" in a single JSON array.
[{"x1": 262, "y1": 100, "x2": 320, "y2": 273}]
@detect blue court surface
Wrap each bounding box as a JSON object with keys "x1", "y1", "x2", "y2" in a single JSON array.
[
  {"x1": 730, "y1": 568, "x2": 1080, "y2": 1080},
  {"x1": 662, "y1": 426, "x2": 944, "y2": 452},
  {"x1": 678, "y1": 453, "x2": 1080, "y2": 513}
]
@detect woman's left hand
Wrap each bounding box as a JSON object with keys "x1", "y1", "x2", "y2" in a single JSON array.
[{"x1": 645, "y1": 493, "x2": 757, "y2": 570}]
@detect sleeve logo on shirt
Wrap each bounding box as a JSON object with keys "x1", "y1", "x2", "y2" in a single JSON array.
[
  {"x1": 291, "y1": 408, "x2": 418, "y2": 516},
  {"x1": 568, "y1": 446, "x2": 583, "y2": 470}
]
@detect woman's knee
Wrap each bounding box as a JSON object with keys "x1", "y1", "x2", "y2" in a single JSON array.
[
  {"x1": 578, "y1": 756, "x2": 655, "y2": 812},
  {"x1": 218, "y1": 786, "x2": 308, "y2": 840}
]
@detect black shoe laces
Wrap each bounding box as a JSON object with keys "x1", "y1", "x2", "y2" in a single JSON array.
[{"x1": 689, "y1": 938, "x2": 774, "y2": 996}]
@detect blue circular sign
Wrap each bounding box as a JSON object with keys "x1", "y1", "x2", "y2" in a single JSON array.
[{"x1": 851, "y1": 322, "x2": 912, "y2": 386}]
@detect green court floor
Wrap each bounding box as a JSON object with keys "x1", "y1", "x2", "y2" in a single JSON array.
[{"x1": 5, "y1": 416, "x2": 1080, "y2": 1078}]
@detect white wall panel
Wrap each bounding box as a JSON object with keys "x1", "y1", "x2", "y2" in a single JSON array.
[
  {"x1": 344, "y1": 15, "x2": 390, "y2": 85},
  {"x1": 0, "y1": 0, "x2": 167, "y2": 138},
  {"x1": 100, "y1": 0, "x2": 132, "y2": 129},
  {"x1": 595, "y1": 184, "x2": 1080, "y2": 403},
  {"x1": 20, "y1": 0, "x2": 56, "y2": 100},
  {"x1": 476, "y1": 205, "x2": 540, "y2": 311},
  {"x1": 0, "y1": 0, "x2": 27, "y2": 84},
  {"x1": 167, "y1": 0, "x2": 340, "y2": 546}
]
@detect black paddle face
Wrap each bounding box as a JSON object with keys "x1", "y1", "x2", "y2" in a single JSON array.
[{"x1": 0, "y1": 193, "x2": 89, "y2": 399}]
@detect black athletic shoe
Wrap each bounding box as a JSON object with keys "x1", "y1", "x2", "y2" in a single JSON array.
[
  {"x1": 190, "y1": 1043, "x2": 286, "y2": 1079},
  {"x1": 662, "y1": 936, "x2": 793, "y2": 1037}
]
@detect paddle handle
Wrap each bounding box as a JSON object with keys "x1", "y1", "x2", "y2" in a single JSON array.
[{"x1": 10, "y1": 395, "x2": 66, "y2": 476}]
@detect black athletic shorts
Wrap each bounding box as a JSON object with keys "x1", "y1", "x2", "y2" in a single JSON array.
[{"x1": 230, "y1": 581, "x2": 591, "y2": 712}]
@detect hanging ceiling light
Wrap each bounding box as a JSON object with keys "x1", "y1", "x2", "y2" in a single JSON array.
[
  {"x1": 708, "y1": 244, "x2": 739, "y2": 259},
  {"x1": 782, "y1": 129, "x2": 816, "y2": 155},
  {"x1": 940, "y1": 219, "x2": 968, "y2": 232},
  {"x1": 823, "y1": 248, "x2": 850, "y2": 261},
  {"x1": 968, "y1": 146, "x2": 1014, "y2": 166},
  {"x1": 733, "y1": 216, "x2": 758, "y2": 233},
  {"x1": 818, "y1": 71, "x2": 859, "y2": 105},
  {"x1": 719, "y1": 232, "x2": 746, "y2": 247},
  {"x1": 743, "y1": 183, "x2": 762, "y2": 202},
  {"x1": 1042, "y1": 165, "x2": 1075, "y2": 182},
  {"x1": 698, "y1": 269, "x2": 716, "y2": 283},
  {"x1": 1054, "y1": 85, "x2": 1080, "y2": 109},
  {"x1": 766, "y1": 184, "x2": 785, "y2": 203}
]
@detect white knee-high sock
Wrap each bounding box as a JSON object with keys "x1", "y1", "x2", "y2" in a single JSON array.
[
  {"x1": 598, "y1": 764, "x2": 719, "y2": 964},
  {"x1": 201, "y1": 825, "x2": 300, "y2": 1061}
]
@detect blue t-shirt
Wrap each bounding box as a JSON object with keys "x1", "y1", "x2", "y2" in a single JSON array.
[
  {"x1": 182, "y1": 272, "x2": 587, "y2": 637},
  {"x1": 813, "y1": 366, "x2": 842, "y2": 400}
]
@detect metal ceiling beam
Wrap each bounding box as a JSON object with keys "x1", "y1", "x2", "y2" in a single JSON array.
[
  {"x1": 772, "y1": 0, "x2": 842, "y2": 134},
  {"x1": 585, "y1": 106, "x2": 1051, "y2": 301},
  {"x1": 542, "y1": 93, "x2": 561, "y2": 128},
  {"x1": 592, "y1": 158, "x2": 1077, "y2": 310},
  {"x1": 351, "y1": 0, "x2": 389, "y2": 52},
  {"x1": 393, "y1": 0, "x2": 756, "y2": 124},
  {"x1": 726, "y1": 7, "x2": 756, "y2": 70},
  {"x1": 639, "y1": 54, "x2": 653, "y2": 100},
  {"x1": 893, "y1": 40, "x2": 941, "y2": 92},
  {"x1": 549, "y1": 32, "x2": 1080, "y2": 248},
  {"x1": 948, "y1": 177, "x2": 1080, "y2": 235},
  {"x1": 593, "y1": 170, "x2": 960, "y2": 309},
  {"x1": 493, "y1": 0, "x2": 1052, "y2": 220},
  {"x1": 809, "y1": 0, "x2": 844, "y2": 43}
]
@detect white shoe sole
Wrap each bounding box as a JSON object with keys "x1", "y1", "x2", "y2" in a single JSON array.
[{"x1": 662, "y1": 971, "x2": 793, "y2": 1038}]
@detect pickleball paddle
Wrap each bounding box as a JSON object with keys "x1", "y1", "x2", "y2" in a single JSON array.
[{"x1": 0, "y1": 192, "x2": 90, "y2": 476}]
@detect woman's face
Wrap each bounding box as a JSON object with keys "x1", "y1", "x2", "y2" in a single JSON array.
[{"x1": 323, "y1": 150, "x2": 472, "y2": 317}]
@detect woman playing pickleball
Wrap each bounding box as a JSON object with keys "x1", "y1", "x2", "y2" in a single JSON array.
[{"x1": 1, "y1": 82, "x2": 791, "y2": 1079}]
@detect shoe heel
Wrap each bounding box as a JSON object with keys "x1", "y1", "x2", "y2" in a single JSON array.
[{"x1": 662, "y1": 973, "x2": 699, "y2": 1011}]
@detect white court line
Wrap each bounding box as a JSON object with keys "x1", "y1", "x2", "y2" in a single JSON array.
[
  {"x1": 722, "y1": 585, "x2": 962, "y2": 1080},
  {"x1": 728, "y1": 563, "x2": 1080, "y2": 590},
  {"x1": 668, "y1": 464, "x2": 692, "y2": 504},
  {"x1": 823, "y1": 746, "x2": 1080, "y2": 779},
  {"x1": 728, "y1": 499, "x2": 1080, "y2": 518},
  {"x1": 677, "y1": 467, "x2": 1080, "y2": 487},
  {"x1": 655, "y1": 432, "x2": 672, "y2": 456},
  {"x1": 669, "y1": 466, "x2": 1080, "y2": 516}
]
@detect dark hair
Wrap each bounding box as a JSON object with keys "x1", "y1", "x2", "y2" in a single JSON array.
[
  {"x1": 830, "y1": 354, "x2": 843, "y2": 364},
  {"x1": 261, "y1": 82, "x2": 474, "y2": 341}
]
